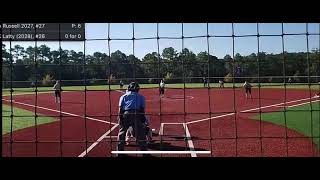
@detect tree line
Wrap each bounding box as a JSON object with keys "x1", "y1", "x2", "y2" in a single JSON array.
[{"x1": 2, "y1": 44, "x2": 319, "y2": 87}]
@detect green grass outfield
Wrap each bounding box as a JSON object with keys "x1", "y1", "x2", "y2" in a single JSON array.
[
  {"x1": 251, "y1": 101, "x2": 320, "y2": 149},
  {"x1": 2, "y1": 104, "x2": 56, "y2": 135},
  {"x1": 3, "y1": 83, "x2": 320, "y2": 96}
]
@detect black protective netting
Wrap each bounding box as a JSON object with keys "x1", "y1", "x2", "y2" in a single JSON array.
[{"x1": 1, "y1": 23, "x2": 320, "y2": 157}]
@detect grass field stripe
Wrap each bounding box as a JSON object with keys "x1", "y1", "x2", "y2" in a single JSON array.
[
  {"x1": 111, "y1": 151, "x2": 211, "y2": 154},
  {"x1": 183, "y1": 123, "x2": 197, "y2": 157},
  {"x1": 2, "y1": 99, "x2": 117, "y2": 125},
  {"x1": 78, "y1": 124, "x2": 119, "y2": 157},
  {"x1": 287, "y1": 99, "x2": 320, "y2": 108},
  {"x1": 186, "y1": 96, "x2": 318, "y2": 125}
]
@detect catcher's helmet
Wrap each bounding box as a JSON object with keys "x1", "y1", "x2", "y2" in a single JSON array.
[{"x1": 127, "y1": 81, "x2": 140, "y2": 92}]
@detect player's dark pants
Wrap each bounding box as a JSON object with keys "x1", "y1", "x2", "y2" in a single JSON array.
[
  {"x1": 159, "y1": 87, "x2": 164, "y2": 95},
  {"x1": 245, "y1": 88, "x2": 251, "y2": 94},
  {"x1": 55, "y1": 90, "x2": 61, "y2": 98},
  {"x1": 117, "y1": 110, "x2": 148, "y2": 155}
]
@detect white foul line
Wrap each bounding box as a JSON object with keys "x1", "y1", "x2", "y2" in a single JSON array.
[
  {"x1": 161, "y1": 122, "x2": 184, "y2": 125},
  {"x1": 78, "y1": 124, "x2": 119, "y2": 157},
  {"x1": 2, "y1": 98, "x2": 121, "y2": 157},
  {"x1": 78, "y1": 88, "x2": 126, "y2": 157},
  {"x1": 112, "y1": 151, "x2": 211, "y2": 154},
  {"x1": 186, "y1": 113, "x2": 235, "y2": 125},
  {"x1": 104, "y1": 136, "x2": 118, "y2": 138},
  {"x1": 240, "y1": 97, "x2": 317, "y2": 113},
  {"x1": 186, "y1": 96, "x2": 319, "y2": 125},
  {"x1": 2, "y1": 98, "x2": 117, "y2": 125},
  {"x1": 115, "y1": 90, "x2": 126, "y2": 94},
  {"x1": 182, "y1": 123, "x2": 197, "y2": 157},
  {"x1": 287, "y1": 99, "x2": 320, "y2": 108},
  {"x1": 274, "y1": 100, "x2": 320, "y2": 108}
]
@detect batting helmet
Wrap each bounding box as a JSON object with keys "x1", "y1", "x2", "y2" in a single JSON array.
[{"x1": 127, "y1": 81, "x2": 140, "y2": 92}]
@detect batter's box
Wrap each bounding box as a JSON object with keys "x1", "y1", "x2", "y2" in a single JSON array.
[
  {"x1": 158, "y1": 123, "x2": 186, "y2": 140},
  {"x1": 158, "y1": 123, "x2": 210, "y2": 157}
]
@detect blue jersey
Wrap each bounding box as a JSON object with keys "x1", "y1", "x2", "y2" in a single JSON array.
[{"x1": 119, "y1": 91, "x2": 145, "y2": 111}]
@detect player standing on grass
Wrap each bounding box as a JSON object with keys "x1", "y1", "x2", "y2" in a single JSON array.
[
  {"x1": 117, "y1": 82, "x2": 149, "y2": 156},
  {"x1": 243, "y1": 81, "x2": 253, "y2": 99},
  {"x1": 202, "y1": 77, "x2": 209, "y2": 87},
  {"x1": 219, "y1": 79, "x2": 224, "y2": 88},
  {"x1": 159, "y1": 79, "x2": 165, "y2": 97},
  {"x1": 53, "y1": 80, "x2": 62, "y2": 103},
  {"x1": 119, "y1": 80, "x2": 124, "y2": 90},
  {"x1": 31, "y1": 81, "x2": 35, "y2": 89}
]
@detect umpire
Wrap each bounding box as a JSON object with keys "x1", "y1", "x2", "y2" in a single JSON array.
[{"x1": 117, "y1": 81, "x2": 148, "y2": 156}]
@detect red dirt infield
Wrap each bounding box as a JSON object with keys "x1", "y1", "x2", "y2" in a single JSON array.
[{"x1": 2, "y1": 88, "x2": 319, "y2": 157}]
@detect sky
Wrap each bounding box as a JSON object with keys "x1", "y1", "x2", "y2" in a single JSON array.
[{"x1": 2, "y1": 23, "x2": 320, "y2": 59}]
